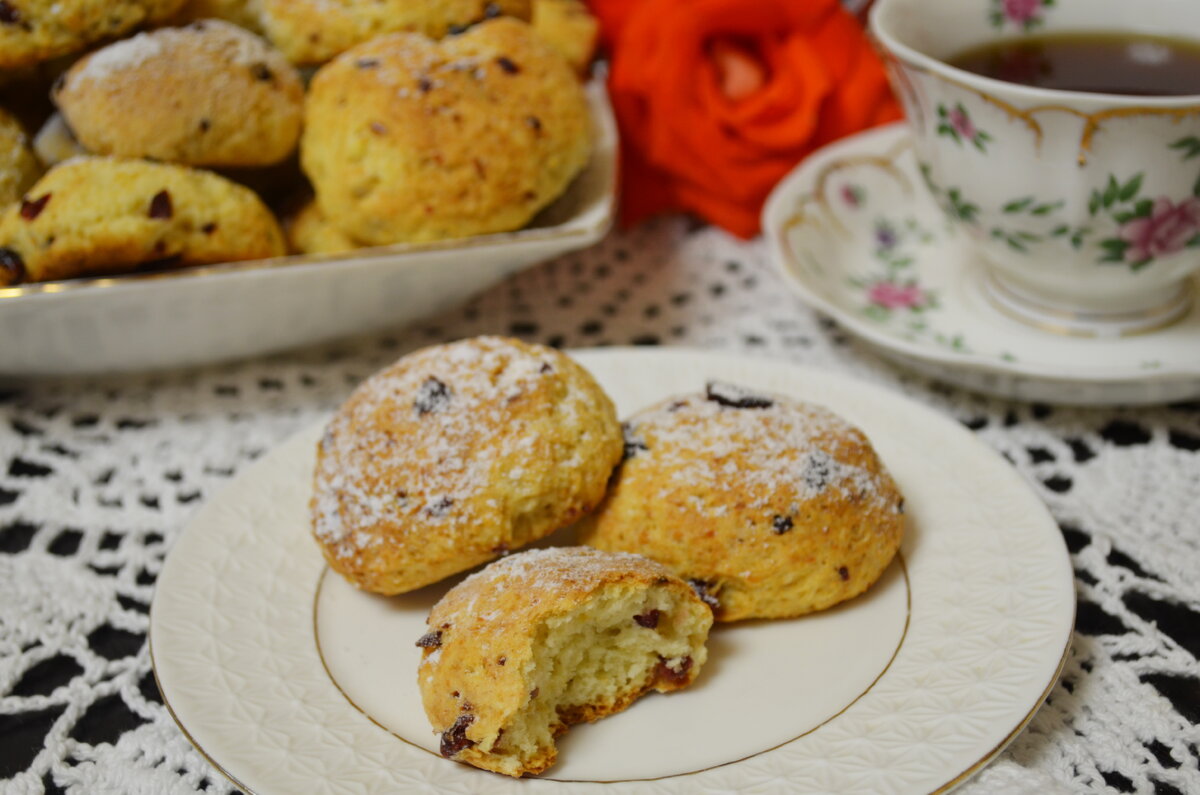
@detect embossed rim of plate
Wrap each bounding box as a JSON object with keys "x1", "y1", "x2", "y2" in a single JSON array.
[
  {"x1": 763, "y1": 122, "x2": 1200, "y2": 387},
  {"x1": 150, "y1": 348, "x2": 1075, "y2": 795}
]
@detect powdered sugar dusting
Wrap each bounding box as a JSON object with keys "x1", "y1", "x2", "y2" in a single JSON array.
[
  {"x1": 312, "y1": 337, "x2": 585, "y2": 558},
  {"x1": 629, "y1": 388, "x2": 897, "y2": 514},
  {"x1": 449, "y1": 547, "x2": 668, "y2": 605},
  {"x1": 73, "y1": 32, "x2": 165, "y2": 84},
  {"x1": 72, "y1": 20, "x2": 284, "y2": 86}
]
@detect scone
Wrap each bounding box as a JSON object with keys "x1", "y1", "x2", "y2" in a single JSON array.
[
  {"x1": 260, "y1": 0, "x2": 531, "y2": 65},
  {"x1": 0, "y1": 108, "x2": 39, "y2": 207},
  {"x1": 165, "y1": 0, "x2": 264, "y2": 33},
  {"x1": 418, "y1": 547, "x2": 713, "y2": 777},
  {"x1": 311, "y1": 336, "x2": 623, "y2": 595},
  {"x1": 531, "y1": 0, "x2": 597, "y2": 75},
  {"x1": 301, "y1": 17, "x2": 590, "y2": 245},
  {"x1": 0, "y1": 0, "x2": 186, "y2": 69},
  {"x1": 577, "y1": 382, "x2": 906, "y2": 622},
  {"x1": 53, "y1": 21, "x2": 304, "y2": 167},
  {"x1": 287, "y1": 200, "x2": 358, "y2": 255},
  {"x1": 0, "y1": 157, "x2": 285, "y2": 286}
]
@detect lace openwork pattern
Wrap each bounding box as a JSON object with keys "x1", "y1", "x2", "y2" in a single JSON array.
[{"x1": 1, "y1": 220, "x2": 1197, "y2": 794}]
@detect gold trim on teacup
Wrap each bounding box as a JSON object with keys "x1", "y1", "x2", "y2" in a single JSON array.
[{"x1": 884, "y1": 53, "x2": 1200, "y2": 166}]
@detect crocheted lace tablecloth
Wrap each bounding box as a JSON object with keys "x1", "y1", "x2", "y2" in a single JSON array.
[{"x1": 1, "y1": 219, "x2": 1197, "y2": 795}]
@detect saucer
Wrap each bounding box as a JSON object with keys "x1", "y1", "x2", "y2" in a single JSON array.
[{"x1": 763, "y1": 122, "x2": 1200, "y2": 405}]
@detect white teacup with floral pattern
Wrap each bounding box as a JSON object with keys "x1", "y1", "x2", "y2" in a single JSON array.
[{"x1": 870, "y1": 0, "x2": 1200, "y2": 336}]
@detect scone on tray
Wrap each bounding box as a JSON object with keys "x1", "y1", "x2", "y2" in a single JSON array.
[
  {"x1": 418, "y1": 546, "x2": 713, "y2": 777},
  {"x1": 578, "y1": 381, "x2": 906, "y2": 622},
  {"x1": 0, "y1": 157, "x2": 285, "y2": 286},
  {"x1": 301, "y1": 17, "x2": 591, "y2": 246},
  {"x1": 260, "y1": 0, "x2": 532, "y2": 65},
  {"x1": 53, "y1": 20, "x2": 304, "y2": 168},
  {"x1": 311, "y1": 337, "x2": 623, "y2": 595},
  {"x1": 0, "y1": 108, "x2": 39, "y2": 207},
  {"x1": 0, "y1": 0, "x2": 186, "y2": 69}
]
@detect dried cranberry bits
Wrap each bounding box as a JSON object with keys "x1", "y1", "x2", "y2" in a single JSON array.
[
  {"x1": 20, "y1": 194, "x2": 50, "y2": 221},
  {"x1": 0, "y1": 247, "x2": 26, "y2": 283},
  {"x1": 148, "y1": 190, "x2": 173, "y2": 220},
  {"x1": 414, "y1": 376, "x2": 451, "y2": 414},
  {"x1": 655, "y1": 655, "x2": 693, "y2": 686},
  {"x1": 0, "y1": 1, "x2": 20, "y2": 24},
  {"x1": 415, "y1": 630, "x2": 442, "y2": 648},
  {"x1": 440, "y1": 714, "x2": 477, "y2": 758},
  {"x1": 633, "y1": 609, "x2": 661, "y2": 628},
  {"x1": 495, "y1": 56, "x2": 520, "y2": 74},
  {"x1": 705, "y1": 381, "x2": 773, "y2": 409}
]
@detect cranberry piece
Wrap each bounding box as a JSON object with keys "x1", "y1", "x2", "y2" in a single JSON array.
[
  {"x1": 622, "y1": 422, "x2": 648, "y2": 460},
  {"x1": 19, "y1": 194, "x2": 50, "y2": 221},
  {"x1": 0, "y1": 247, "x2": 26, "y2": 284},
  {"x1": 414, "y1": 376, "x2": 451, "y2": 414},
  {"x1": 148, "y1": 190, "x2": 173, "y2": 220},
  {"x1": 201, "y1": 222, "x2": 218, "y2": 235},
  {"x1": 251, "y1": 62, "x2": 274, "y2": 82},
  {"x1": 838, "y1": 566, "x2": 850, "y2": 581},
  {"x1": 495, "y1": 56, "x2": 520, "y2": 74},
  {"x1": 802, "y1": 451, "x2": 832, "y2": 491},
  {"x1": 526, "y1": 115, "x2": 542, "y2": 134},
  {"x1": 497, "y1": 656, "x2": 506, "y2": 666},
  {"x1": 0, "y1": 2, "x2": 20, "y2": 25},
  {"x1": 416, "y1": 631, "x2": 442, "y2": 648},
  {"x1": 705, "y1": 381, "x2": 773, "y2": 409},
  {"x1": 425, "y1": 496, "x2": 454, "y2": 517},
  {"x1": 439, "y1": 714, "x2": 476, "y2": 758},
  {"x1": 772, "y1": 515, "x2": 793, "y2": 534},
  {"x1": 417, "y1": 77, "x2": 433, "y2": 92},
  {"x1": 656, "y1": 655, "x2": 693, "y2": 686},
  {"x1": 633, "y1": 609, "x2": 661, "y2": 629}
]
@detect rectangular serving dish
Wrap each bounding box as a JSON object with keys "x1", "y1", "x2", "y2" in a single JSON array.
[{"x1": 0, "y1": 81, "x2": 616, "y2": 376}]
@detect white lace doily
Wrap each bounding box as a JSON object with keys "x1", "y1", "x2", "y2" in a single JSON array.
[{"x1": 1, "y1": 218, "x2": 1197, "y2": 794}]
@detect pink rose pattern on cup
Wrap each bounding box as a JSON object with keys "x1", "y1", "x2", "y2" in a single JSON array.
[
  {"x1": 915, "y1": 136, "x2": 1200, "y2": 272},
  {"x1": 989, "y1": 0, "x2": 1054, "y2": 30},
  {"x1": 936, "y1": 104, "x2": 992, "y2": 152},
  {"x1": 1115, "y1": 198, "x2": 1200, "y2": 267}
]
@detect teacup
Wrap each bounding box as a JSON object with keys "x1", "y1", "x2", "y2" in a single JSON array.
[{"x1": 870, "y1": 0, "x2": 1200, "y2": 336}]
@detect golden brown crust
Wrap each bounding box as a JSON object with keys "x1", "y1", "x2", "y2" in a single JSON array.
[
  {"x1": 54, "y1": 20, "x2": 303, "y2": 167},
  {"x1": 0, "y1": 108, "x2": 40, "y2": 207},
  {"x1": 0, "y1": 157, "x2": 285, "y2": 285},
  {"x1": 531, "y1": 0, "x2": 597, "y2": 75},
  {"x1": 300, "y1": 17, "x2": 590, "y2": 246},
  {"x1": 311, "y1": 337, "x2": 623, "y2": 595},
  {"x1": 164, "y1": 0, "x2": 264, "y2": 33},
  {"x1": 0, "y1": 0, "x2": 187, "y2": 69},
  {"x1": 260, "y1": 0, "x2": 531, "y2": 65},
  {"x1": 286, "y1": 200, "x2": 359, "y2": 255},
  {"x1": 418, "y1": 547, "x2": 712, "y2": 776},
  {"x1": 577, "y1": 383, "x2": 906, "y2": 622}
]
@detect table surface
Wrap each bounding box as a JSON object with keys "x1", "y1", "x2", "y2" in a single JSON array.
[{"x1": 1, "y1": 218, "x2": 1197, "y2": 795}]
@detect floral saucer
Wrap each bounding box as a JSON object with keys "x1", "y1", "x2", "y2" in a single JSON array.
[{"x1": 764, "y1": 123, "x2": 1200, "y2": 405}]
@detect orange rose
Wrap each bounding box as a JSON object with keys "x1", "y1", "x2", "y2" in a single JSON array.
[{"x1": 598, "y1": 0, "x2": 901, "y2": 237}]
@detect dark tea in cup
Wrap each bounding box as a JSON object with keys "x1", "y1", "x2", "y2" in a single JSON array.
[{"x1": 949, "y1": 32, "x2": 1200, "y2": 96}]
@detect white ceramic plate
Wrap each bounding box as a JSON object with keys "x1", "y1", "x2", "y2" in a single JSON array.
[
  {"x1": 763, "y1": 122, "x2": 1200, "y2": 405},
  {"x1": 0, "y1": 83, "x2": 615, "y2": 376},
  {"x1": 150, "y1": 348, "x2": 1074, "y2": 794}
]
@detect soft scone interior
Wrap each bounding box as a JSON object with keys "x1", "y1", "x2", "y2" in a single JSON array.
[{"x1": 485, "y1": 583, "x2": 708, "y2": 776}]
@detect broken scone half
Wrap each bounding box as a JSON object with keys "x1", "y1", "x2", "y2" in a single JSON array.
[{"x1": 417, "y1": 546, "x2": 713, "y2": 777}]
